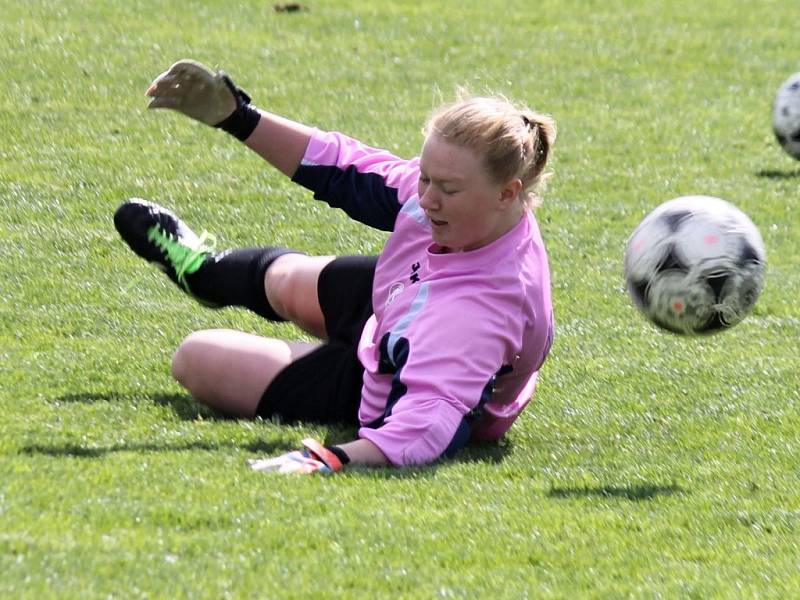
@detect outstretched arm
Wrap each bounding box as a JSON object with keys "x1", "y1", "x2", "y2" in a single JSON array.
[
  {"x1": 146, "y1": 59, "x2": 417, "y2": 231},
  {"x1": 242, "y1": 111, "x2": 312, "y2": 178},
  {"x1": 145, "y1": 59, "x2": 312, "y2": 178}
]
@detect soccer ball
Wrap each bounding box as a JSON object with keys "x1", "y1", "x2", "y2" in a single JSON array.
[
  {"x1": 624, "y1": 195, "x2": 766, "y2": 335},
  {"x1": 773, "y1": 71, "x2": 800, "y2": 160}
]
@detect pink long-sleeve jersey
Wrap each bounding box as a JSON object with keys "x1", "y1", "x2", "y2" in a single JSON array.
[{"x1": 292, "y1": 129, "x2": 554, "y2": 466}]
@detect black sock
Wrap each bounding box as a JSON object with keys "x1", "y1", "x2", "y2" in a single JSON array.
[{"x1": 184, "y1": 247, "x2": 298, "y2": 321}]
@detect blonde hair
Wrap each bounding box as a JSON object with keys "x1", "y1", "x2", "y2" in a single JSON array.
[{"x1": 423, "y1": 93, "x2": 556, "y2": 208}]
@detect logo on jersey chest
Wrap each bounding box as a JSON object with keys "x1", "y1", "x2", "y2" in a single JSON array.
[
  {"x1": 386, "y1": 281, "x2": 405, "y2": 306},
  {"x1": 410, "y1": 262, "x2": 421, "y2": 284},
  {"x1": 386, "y1": 261, "x2": 423, "y2": 306}
]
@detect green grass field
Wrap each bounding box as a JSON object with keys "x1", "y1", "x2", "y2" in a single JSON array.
[{"x1": 2, "y1": 0, "x2": 799, "y2": 597}]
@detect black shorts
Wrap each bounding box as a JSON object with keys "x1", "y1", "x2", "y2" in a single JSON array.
[{"x1": 255, "y1": 255, "x2": 378, "y2": 425}]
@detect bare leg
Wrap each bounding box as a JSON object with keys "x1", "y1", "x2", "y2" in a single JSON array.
[
  {"x1": 169, "y1": 255, "x2": 341, "y2": 416},
  {"x1": 171, "y1": 329, "x2": 320, "y2": 417},
  {"x1": 264, "y1": 254, "x2": 336, "y2": 339}
]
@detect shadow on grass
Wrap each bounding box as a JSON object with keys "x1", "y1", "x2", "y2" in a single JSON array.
[
  {"x1": 337, "y1": 439, "x2": 515, "y2": 480},
  {"x1": 48, "y1": 392, "x2": 511, "y2": 475},
  {"x1": 55, "y1": 391, "x2": 218, "y2": 421},
  {"x1": 456, "y1": 439, "x2": 513, "y2": 465},
  {"x1": 17, "y1": 436, "x2": 508, "y2": 471},
  {"x1": 755, "y1": 168, "x2": 800, "y2": 179},
  {"x1": 547, "y1": 483, "x2": 683, "y2": 501},
  {"x1": 20, "y1": 438, "x2": 289, "y2": 459}
]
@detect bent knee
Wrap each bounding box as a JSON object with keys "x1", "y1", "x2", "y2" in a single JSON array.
[{"x1": 171, "y1": 330, "x2": 215, "y2": 388}]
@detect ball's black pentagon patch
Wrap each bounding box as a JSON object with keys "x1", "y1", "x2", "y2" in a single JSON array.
[
  {"x1": 661, "y1": 210, "x2": 692, "y2": 233},
  {"x1": 739, "y1": 241, "x2": 762, "y2": 266},
  {"x1": 705, "y1": 273, "x2": 729, "y2": 301},
  {"x1": 656, "y1": 246, "x2": 688, "y2": 273}
]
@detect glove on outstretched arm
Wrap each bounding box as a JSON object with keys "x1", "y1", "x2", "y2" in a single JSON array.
[
  {"x1": 145, "y1": 59, "x2": 260, "y2": 140},
  {"x1": 248, "y1": 438, "x2": 346, "y2": 475}
]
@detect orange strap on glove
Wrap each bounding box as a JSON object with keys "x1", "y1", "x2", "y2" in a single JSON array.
[{"x1": 248, "y1": 438, "x2": 345, "y2": 474}]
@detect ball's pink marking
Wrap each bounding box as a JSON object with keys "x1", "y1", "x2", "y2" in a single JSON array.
[
  {"x1": 672, "y1": 300, "x2": 685, "y2": 314},
  {"x1": 704, "y1": 234, "x2": 720, "y2": 245}
]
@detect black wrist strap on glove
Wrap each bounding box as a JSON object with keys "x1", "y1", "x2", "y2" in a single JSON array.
[
  {"x1": 215, "y1": 73, "x2": 261, "y2": 141},
  {"x1": 325, "y1": 445, "x2": 351, "y2": 465}
]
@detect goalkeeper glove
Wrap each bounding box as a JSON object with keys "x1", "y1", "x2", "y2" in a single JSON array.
[
  {"x1": 145, "y1": 59, "x2": 260, "y2": 140},
  {"x1": 248, "y1": 438, "x2": 346, "y2": 475}
]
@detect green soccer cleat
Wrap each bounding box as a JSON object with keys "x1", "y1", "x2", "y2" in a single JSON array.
[{"x1": 114, "y1": 198, "x2": 218, "y2": 304}]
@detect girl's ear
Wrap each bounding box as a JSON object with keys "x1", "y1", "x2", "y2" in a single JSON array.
[{"x1": 498, "y1": 178, "x2": 523, "y2": 207}]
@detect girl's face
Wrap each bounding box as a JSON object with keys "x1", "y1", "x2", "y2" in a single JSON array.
[{"x1": 418, "y1": 134, "x2": 522, "y2": 252}]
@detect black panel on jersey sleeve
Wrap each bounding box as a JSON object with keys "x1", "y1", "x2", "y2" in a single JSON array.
[{"x1": 292, "y1": 163, "x2": 403, "y2": 232}]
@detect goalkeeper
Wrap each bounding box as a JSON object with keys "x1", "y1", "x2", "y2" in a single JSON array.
[{"x1": 115, "y1": 60, "x2": 557, "y2": 473}]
